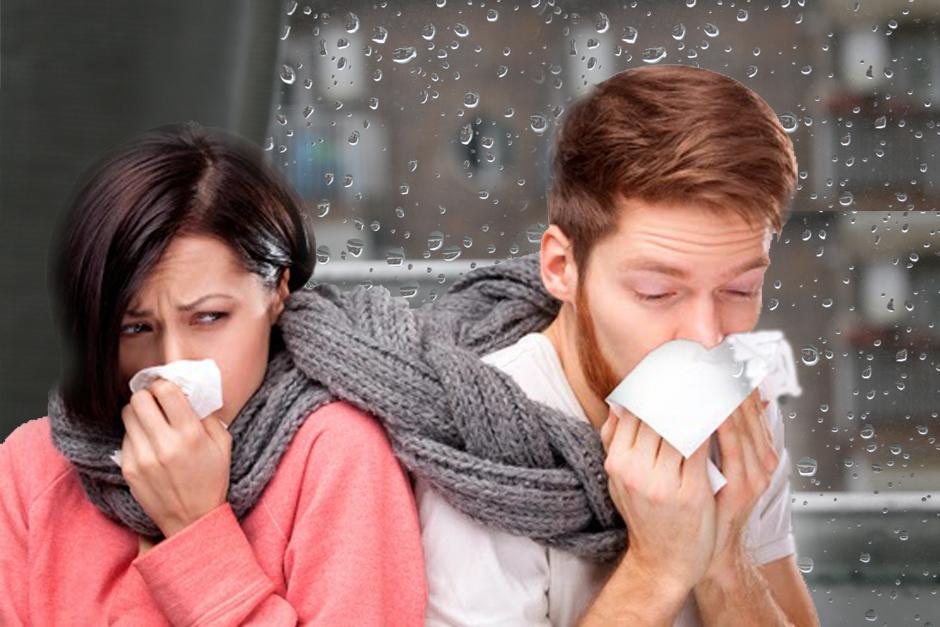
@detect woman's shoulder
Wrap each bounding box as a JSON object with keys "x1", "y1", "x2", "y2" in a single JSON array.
[
  {"x1": 1, "y1": 417, "x2": 74, "y2": 502},
  {"x1": 290, "y1": 400, "x2": 394, "y2": 458}
]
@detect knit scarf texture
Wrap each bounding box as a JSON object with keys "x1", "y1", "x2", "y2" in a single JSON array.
[{"x1": 48, "y1": 253, "x2": 625, "y2": 561}]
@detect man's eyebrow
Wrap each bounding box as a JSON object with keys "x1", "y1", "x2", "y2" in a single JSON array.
[
  {"x1": 125, "y1": 293, "x2": 235, "y2": 317},
  {"x1": 621, "y1": 255, "x2": 770, "y2": 281}
]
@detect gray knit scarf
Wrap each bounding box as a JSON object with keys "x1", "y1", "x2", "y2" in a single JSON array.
[{"x1": 48, "y1": 253, "x2": 625, "y2": 562}]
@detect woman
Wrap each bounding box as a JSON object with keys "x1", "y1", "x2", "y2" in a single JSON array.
[{"x1": 0, "y1": 124, "x2": 427, "y2": 625}]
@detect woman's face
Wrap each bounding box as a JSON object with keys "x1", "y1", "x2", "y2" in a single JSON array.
[{"x1": 118, "y1": 234, "x2": 289, "y2": 426}]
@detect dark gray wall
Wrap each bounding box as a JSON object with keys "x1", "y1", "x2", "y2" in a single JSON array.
[{"x1": 0, "y1": 1, "x2": 284, "y2": 438}]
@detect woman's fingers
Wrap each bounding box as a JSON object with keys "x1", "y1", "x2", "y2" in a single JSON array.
[
  {"x1": 129, "y1": 387, "x2": 174, "y2": 446},
  {"x1": 147, "y1": 378, "x2": 199, "y2": 432}
]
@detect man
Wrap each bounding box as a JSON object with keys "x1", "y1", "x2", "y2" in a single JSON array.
[{"x1": 415, "y1": 65, "x2": 820, "y2": 626}]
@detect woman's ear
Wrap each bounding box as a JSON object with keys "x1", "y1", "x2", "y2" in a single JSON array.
[
  {"x1": 540, "y1": 225, "x2": 579, "y2": 304},
  {"x1": 270, "y1": 268, "x2": 291, "y2": 322}
]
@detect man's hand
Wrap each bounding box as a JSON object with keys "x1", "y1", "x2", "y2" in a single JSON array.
[
  {"x1": 600, "y1": 405, "x2": 717, "y2": 592},
  {"x1": 699, "y1": 387, "x2": 778, "y2": 583},
  {"x1": 119, "y1": 378, "x2": 232, "y2": 538}
]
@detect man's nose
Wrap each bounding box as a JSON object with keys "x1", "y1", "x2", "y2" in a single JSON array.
[{"x1": 677, "y1": 298, "x2": 724, "y2": 350}]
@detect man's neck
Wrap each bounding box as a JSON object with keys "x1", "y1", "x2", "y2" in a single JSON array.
[{"x1": 542, "y1": 307, "x2": 612, "y2": 432}]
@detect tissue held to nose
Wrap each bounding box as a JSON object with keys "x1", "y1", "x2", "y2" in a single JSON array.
[
  {"x1": 109, "y1": 359, "x2": 224, "y2": 466},
  {"x1": 604, "y1": 330, "x2": 802, "y2": 494}
]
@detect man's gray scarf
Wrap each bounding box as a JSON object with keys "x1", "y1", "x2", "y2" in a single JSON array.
[{"x1": 48, "y1": 254, "x2": 625, "y2": 562}]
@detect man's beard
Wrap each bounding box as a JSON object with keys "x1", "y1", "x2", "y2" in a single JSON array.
[{"x1": 574, "y1": 282, "x2": 622, "y2": 402}]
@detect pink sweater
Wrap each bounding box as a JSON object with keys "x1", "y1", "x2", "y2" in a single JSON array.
[{"x1": 0, "y1": 401, "x2": 428, "y2": 626}]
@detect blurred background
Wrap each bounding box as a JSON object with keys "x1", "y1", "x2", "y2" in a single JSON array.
[{"x1": 2, "y1": 1, "x2": 939, "y2": 624}]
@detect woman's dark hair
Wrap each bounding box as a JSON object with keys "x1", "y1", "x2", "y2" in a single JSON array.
[{"x1": 51, "y1": 122, "x2": 314, "y2": 430}]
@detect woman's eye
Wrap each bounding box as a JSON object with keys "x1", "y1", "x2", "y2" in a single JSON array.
[
  {"x1": 120, "y1": 322, "x2": 150, "y2": 336},
  {"x1": 195, "y1": 312, "x2": 228, "y2": 325}
]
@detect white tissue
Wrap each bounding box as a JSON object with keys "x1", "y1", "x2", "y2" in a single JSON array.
[
  {"x1": 605, "y1": 330, "x2": 802, "y2": 494},
  {"x1": 110, "y1": 359, "x2": 224, "y2": 467}
]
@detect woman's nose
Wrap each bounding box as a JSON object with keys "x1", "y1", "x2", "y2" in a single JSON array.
[{"x1": 158, "y1": 334, "x2": 189, "y2": 364}]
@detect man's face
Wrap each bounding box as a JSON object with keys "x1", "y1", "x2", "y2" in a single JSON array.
[{"x1": 573, "y1": 200, "x2": 773, "y2": 400}]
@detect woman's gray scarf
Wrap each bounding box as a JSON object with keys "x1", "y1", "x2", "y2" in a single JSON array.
[{"x1": 48, "y1": 253, "x2": 625, "y2": 562}]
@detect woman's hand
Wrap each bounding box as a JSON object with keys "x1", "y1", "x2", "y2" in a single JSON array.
[{"x1": 119, "y1": 378, "x2": 232, "y2": 538}]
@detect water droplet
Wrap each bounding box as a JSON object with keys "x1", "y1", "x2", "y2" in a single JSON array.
[
  {"x1": 874, "y1": 115, "x2": 887, "y2": 129},
  {"x1": 302, "y1": 105, "x2": 315, "y2": 119},
  {"x1": 459, "y1": 123, "x2": 474, "y2": 145},
  {"x1": 370, "y1": 26, "x2": 388, "y2": 44},
  {"x1": 392, "y1": 47, "x2": 417, "y2": 64},
  {"x1": 346, "y1": 238, "x2": 365, "y2": 258},
  {"x1": 463, "y1": 91, "x2": 480, "y2": 108},
  {"x1": 704, "y1": 23, "x2": 720, "y2": 37},
  {"x1": 796, "y1": 457, "x2": 818, "y2": 477},
  {"x1": 864, "y1": 609, "x2": 877, "y2": 622},
  {"x1": 778, "y1": 113, "x2": 799, "y2": 133},
  {"x1": 454, "y1": 22, "x2": 470, "y2": 38},
  {"x1": 672, "y1": 23, "x2": 686, "y2": 41},
  {"x1": 386, "y1": 248, "x2": 405, "y2": 266},
  {"x1": 594, "y1": 12, "x2": 610, "y2": 34},
  {"x1": 428, "y1": 231, "x2": 444, "y2": 251},
  {"x1": 859, "y1": 552, "x2": 871, "y2": 564},
  {"x1": 529, "y1": 114, "x2": 548, "y2": 134},
  {"x1": 621, "y1": 26, "x2": 638, "y2": 44},
  {"x1": 746, "y1": 65, "x2": 759, "y2": 78},
  {"x1": 400, "y1": 284, "x2": 419, "y2": 299},
  {"x1": 525, "y1": 224, "x2": 547, "y2": 243},
  {"x1": 421, "y1": 22, "x2": 436, "y2": 40},
  {"x1": 486, "y1": 8, "x2": 499, "y2": 22},
  {"x1": 860, "y1": 425, "x2": 875, "y2": 439},
  {"x1": 800, "y1": 346, "x2": 820, "y2": 366},
  {"x1": 642, "y1": 47, "x2": 667, "y2": 64},
  {"x1": 348, "y1": 130, "x2": 360, "y2": 146},
  {"x1": 344, "y1": 12, "x2": 360, "y2": 34},
  {"x1": 896, "y1": 349, "x2": 908, "y2": 363},
  {"x1": 797, "y1": 556, "x2": 814, "y2": 574},
  {"x1": 280, "y1": 64, "x2": 297, "y2": 85},
  {"x1": 839, "y1": 191, "x2": 854, "y2": 207},
  {"x1": 686, "y1": 0, "x2": 697, "y2": 6},
  {"x1": 316, "y1": 245, "x2": 330, "y2": 264},
  {"x1": 316, "y1": 200, "x2": 331, "y2": 218}
]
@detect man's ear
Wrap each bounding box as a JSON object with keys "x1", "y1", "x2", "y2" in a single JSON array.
[
  {"x1": 540, "y1": 225, "x2": 579, "y2": 303},
  {"x1": 270, "y1": 268, "x2": 291, "y2": 321}
]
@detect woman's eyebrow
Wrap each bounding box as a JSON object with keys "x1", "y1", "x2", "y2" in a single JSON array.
[{"x1": 125, "y1": 293, "x2": 235, "y2": 316}]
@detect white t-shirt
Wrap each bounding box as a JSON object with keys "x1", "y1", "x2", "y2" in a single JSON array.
[{"x1": 416, "y1": 332, "x2": 797, "y2": 627}]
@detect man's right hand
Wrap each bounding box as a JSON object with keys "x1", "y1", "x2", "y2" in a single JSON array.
[{"x1": 600, "y1": 405, "x2": 717, "y2": 592}]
